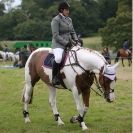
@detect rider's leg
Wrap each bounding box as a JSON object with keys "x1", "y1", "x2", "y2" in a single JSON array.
[{"x1": 52, "y1": 48, "x2": 64, "y2": 85}]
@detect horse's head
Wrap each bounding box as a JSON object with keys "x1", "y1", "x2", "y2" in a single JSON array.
[{"x1": 99, "y1": 62, "x2": 119, "y2": 102}]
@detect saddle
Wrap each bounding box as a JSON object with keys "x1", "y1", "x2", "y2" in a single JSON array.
[
  {"x1": 123, "y1": 49, "x2": 131, "y2": 55},
  {"x1": 44, "y1": 53, "x2": 68, "y2": 69}
]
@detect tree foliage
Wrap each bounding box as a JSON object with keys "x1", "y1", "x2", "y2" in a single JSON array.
[
  {"x1": 0, "y1": 2, "x2": 5, "y2": 16},
  {"x1": 99, "y1": 0, "x2": 132, "y2": 50},
  {"x1": 0, "y1": 0, "x2": 118, "y2": 40}
]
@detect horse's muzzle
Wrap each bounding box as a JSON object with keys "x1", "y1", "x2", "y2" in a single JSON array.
[{"x1": 106, "y1": 98, "x2": 114, "y2": 103}]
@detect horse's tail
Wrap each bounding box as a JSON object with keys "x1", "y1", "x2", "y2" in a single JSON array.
[{"x1": 115, "y1": 51, "x2": 120, "y2": 62}]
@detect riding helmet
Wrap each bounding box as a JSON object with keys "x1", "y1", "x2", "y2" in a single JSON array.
[{"x1": 58, "y1": 1, "x2": 70, "y2": 12}]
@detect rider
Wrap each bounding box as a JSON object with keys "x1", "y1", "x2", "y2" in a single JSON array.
[
  {"x1": 3, "y1": 44, "x2": 9, "y2": 60},
  {"x1": 3, "y1": 44, "x2": 9, "y2": 53},
  {"x1": 122, "y1": 39, "x2": 131, "y2": 54},
  {"x1": 51, "y1": 1, "x2": 78, "y2": 85}
]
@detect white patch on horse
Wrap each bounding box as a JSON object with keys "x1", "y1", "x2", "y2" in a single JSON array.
[{"x1": 42, "y1": 66, "x2": 52, "y2": 82}]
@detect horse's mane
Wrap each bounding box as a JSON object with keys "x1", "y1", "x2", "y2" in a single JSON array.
[{"x1": 80, "y1": 47, "x2": 107, "y2": 64}]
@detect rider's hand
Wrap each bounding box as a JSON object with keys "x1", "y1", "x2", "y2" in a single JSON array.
[
  {"x1": 67, "y1": 42, "x2": 71, "y2": 48},
  {"x1": 73, "y1": 40, "x2": 78, "y2": 46},
  {"x1": 75, "y1": 40, "x2": 79, "y2": 45}
]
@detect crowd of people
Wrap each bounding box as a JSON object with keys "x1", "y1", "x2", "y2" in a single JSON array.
[{"x1": 13, "y1": 44, "x2": 36, "y2": 68}]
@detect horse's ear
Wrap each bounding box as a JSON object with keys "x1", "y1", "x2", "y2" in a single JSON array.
[{"x1": 113, "y1": 62, "x2": 119, "y2": 69}]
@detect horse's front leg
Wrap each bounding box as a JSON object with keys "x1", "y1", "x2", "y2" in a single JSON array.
[
  {"x1": 48, "y1": 85, "x2": 64, "y2": 126},
  {"x1": 71, "y1": 86, "x2": 88, "y2": 130},
  {"x1": 82, "y1": 89, "x2": 90, "y2": 117}
]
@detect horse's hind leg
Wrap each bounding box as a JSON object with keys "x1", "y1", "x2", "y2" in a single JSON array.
[
  {"x1": 128, "y1": 58, "x2": 131, "y2": 66},
  {"x1": 48, "y1": 85, "x2": 64, "y2": 125},
  {"x1": 22, "y1": 82, "x2": 33, "y2": 123},
  {"x1": 122, "y1": 58, "x2": 124, "y2": 67}
]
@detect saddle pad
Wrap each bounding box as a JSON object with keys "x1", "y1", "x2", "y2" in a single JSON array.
[
  {"x1": 44, "y1": 53, "x2": 54, "y2": 68},
  {"x1": 43, "y1": 53, "x2": 68, "y2": 69}
]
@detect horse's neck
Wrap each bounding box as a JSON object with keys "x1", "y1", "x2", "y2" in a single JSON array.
[{"x1": 72, "y1": 48, "x2": 105, "y2": 71}]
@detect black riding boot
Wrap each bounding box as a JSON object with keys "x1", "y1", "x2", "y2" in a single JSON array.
[{"x1": 52, "y1": 60, "x2": 60, "y2": 85}]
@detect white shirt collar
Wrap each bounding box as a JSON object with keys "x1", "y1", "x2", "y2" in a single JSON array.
[{"x1": 59, "y1": 13, "x2": 67, "y2": 19}]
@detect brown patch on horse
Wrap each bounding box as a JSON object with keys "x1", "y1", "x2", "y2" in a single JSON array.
[
  {"x1": 75, "y1": 71, "x2": 95, "y2": 107},
  {"x1": 60, "y1": 72, "x2": 66, "y2": 79},
  {"x1": 75, "y1": 71, "x2": 95, "y2": 94},
  {"x1": 30, "y1": 50, "x2": 52, "y2": 85},
  {"x1": 59, "y1": 72, "x2": 68, "y2": 89},
  {"x1": 28, "y1": 50, "x2": 52, "y2": 103}
]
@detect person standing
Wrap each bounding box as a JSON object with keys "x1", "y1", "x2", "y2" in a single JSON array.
[{"x1": 51, "y1": 1, "x2": 78, "y2": 85}]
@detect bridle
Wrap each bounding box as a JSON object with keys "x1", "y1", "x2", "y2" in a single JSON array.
[
  {"x1": 100, "y1": 67, "x2": 116, "y2": 98},
  {"x1": 64, "y1": 47, "x2": 116, "y2": 98}
]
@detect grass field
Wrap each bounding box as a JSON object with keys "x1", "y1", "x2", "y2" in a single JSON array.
[
  {"x1": 83, "y1": 36, "x2": 102, "y2": 50},
  {"x1": 0, "y1": 61, "x2": 132, "y2": 133}
]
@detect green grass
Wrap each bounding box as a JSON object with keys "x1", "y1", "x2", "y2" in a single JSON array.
[
  {"x1": 83, "y1": 36, "x2": 102, "y2": 50},
  {"x1": 0, "y1": 62, "x2": 132, "y2": 133}
]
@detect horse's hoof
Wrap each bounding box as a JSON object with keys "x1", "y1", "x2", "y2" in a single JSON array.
[
  {"x1": 58, "y1": 122, "x2": 64, "y2": 126},
  {"x1": 58, "y1": 121, "x2": 65, "y2": 126},
  {"x1": 81, "y1": 122, "x2": 88, "y2": 131},
  {"x1": 70, "y1": 116, "x2": 78, "y2": 123},
  {"x1": 82, "y1": 127, "x2": 88, "y2": 131},
  {"x1": 58, "y1": 117, "x2": 64, "y2": 126},
  {"x1": 25, "y1": 117, "x2": 31, "y2": 123}
]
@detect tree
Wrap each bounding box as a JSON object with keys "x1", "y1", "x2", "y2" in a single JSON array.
[
  {"x1": 99, "y1": 0, "x2": 132, "y2": 50},
  {"x1": 0, "y1": 2, "x2": 5, "y2": 16},
  {"x1": 98, "y1": 0, "x2": 117, "y2": 26},
  {"x1": 0, "y1": 12, "x2": 17, "y2": 40},
  {"x1": 71, "y1": 0, "x2": 101, "y2": 36},
  {"x1": 14, "y1": 19, "x2": 45, "y2": 40},
  {"x1": 0, "y1": 0, "x2": 119, "y2": 40}
]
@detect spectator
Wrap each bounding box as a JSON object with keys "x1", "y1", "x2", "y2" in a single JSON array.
[
  {"x1": 19, "y1": 45, "x2": 29, "y2": 68},
  {"x1": 3, "y1": 44, "x2": 9, "y2": 52}
]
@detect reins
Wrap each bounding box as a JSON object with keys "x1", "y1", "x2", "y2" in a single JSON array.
[
  {"x1": 64, "y1": 47, "x2": 104, "y2": 97},
  {"x1": 91, "y1": 74, "x2": 103, "y2": 97}
]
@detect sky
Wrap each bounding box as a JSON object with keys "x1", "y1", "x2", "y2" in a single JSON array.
[
  {"x1": 12, "y1": 0, "x2": 21, "y2": 7},
  {"x1": 0, "y1": 0, "x2": 21, "y2": 9}
]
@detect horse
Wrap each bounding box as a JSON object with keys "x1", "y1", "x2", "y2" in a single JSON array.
[
  {"x1": 13, "y1": 51, "x2": 20, "y2": 67},
  {"x1": 0, "y1": 51, "x2": 16, "y2": 62},
  {"x1": 115, "y1": 48, "x2": 132, "y2": 67},
  {"x1": 6, "y1": 52, "x2": 16, "y2": 62},
  {"x1": 22, "y1": 46, "x2": 119, "y2": 131},
  {"x1": 0, "y1": 51, "x2": 6, "y2": 61}
]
